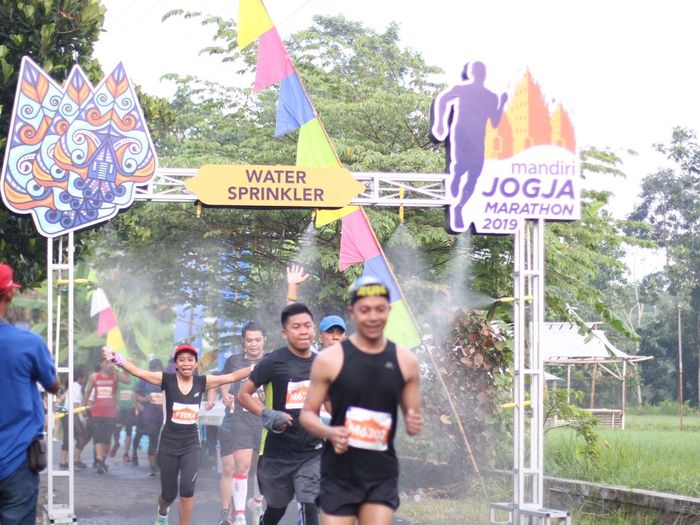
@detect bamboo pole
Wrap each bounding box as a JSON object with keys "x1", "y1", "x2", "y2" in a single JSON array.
[{"x1": 426, "y1": 345, "x2": 487, "y2": 497}]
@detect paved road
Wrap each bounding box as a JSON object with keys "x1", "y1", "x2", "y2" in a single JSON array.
[
  {"x1": 41, "y1": 441, "x2": 409, "y2": 524},
  {"x1": 41, "y1": 441, "x2": 299, "y2": 524}
]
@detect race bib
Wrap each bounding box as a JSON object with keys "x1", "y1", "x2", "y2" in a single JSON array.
[
  {"x1": 150, "y1": 392, "x2": 164, "y2": 405},
  {"x1": 119, "y1": 390, "x2": 133, "y2": 401},
  {"x1": 96, "y1": 386, "x2": 112, "y2": 399},
  {"x1": 171, "y1": 402, "x2": 200, "y2": 425},
  {"x1": 344, "y1": 406, "x2": 392, "y2": 452},
  {"x1": 285, "y1": 380, "x2": 310, "y2": 409}
]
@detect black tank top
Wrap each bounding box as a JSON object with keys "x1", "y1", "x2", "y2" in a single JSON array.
[{"x1": 322, "y1": 338, "x2": 405, "y2": 480}]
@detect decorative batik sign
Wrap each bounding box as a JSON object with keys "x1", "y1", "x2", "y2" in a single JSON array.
[
  {"x1": 431, "y1": 62, "x2": 579, "y2": 234},
  {"x1": 185, "y1": 164, "x2": 366, "y2": 208},
  {"x1": 1, "y1": 57, "x2": 157, "y2": 238}
]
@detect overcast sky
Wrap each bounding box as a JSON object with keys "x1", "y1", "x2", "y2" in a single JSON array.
[{"x1": 93, "y1": 0, "x2": 700, "y2": 230}]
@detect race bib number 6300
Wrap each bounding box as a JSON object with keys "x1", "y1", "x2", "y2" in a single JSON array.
[{"x1": 344, "y1": 406, "x2": 392, "y2": 451}]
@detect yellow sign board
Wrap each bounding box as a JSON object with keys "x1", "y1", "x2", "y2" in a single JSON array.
[{"x1": 185, "y1": 165, "x2": 366, "y2": 208}]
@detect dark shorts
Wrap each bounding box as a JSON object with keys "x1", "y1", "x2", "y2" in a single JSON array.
[
  {"x1": 318, "y1": 475, "x2": 399, "y2": 516},
  {"x1": 92, "y1": 417, "x2": 115, "y2": 445},
  {"x1": 116, "y1": 407, "x2": 137, "y2": 429},
  {"x1": 257, "y1": 454, "x2": 320, "y2": 508},
  {"x1": 219, "y1": 417, "x2": 262, "y2": 457}
]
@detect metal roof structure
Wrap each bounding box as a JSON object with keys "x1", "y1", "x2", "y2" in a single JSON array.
[{"x1": 542, "y1": 322, "x2": 651, "y2": 364}]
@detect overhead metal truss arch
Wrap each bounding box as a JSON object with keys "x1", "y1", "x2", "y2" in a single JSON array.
[
  {"x1": 134, "y1": 168, "x2": 451, "y2": 207},
  {"x1": 46, "y1": 167, "x2": 559, "y2": 524}
]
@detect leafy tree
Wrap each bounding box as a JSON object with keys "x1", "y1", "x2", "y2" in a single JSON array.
[
  {"x1": 626, "y1": 127, "x2": 700, "y2": 406},
  {"x1": 0, "y1": 0, "x2": 105, "y2": 285}
]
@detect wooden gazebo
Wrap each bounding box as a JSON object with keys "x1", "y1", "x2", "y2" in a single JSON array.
[{"x1": 542, "y1": 322, "x2": 653, "y2": 429}]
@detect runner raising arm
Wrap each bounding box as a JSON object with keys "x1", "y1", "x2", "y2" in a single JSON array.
[{"x1": 102, "y1": 346, "x2": 254, "y2": 389}]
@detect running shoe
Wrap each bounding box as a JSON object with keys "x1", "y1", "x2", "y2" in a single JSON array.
[
  {"x1": 155, "y1": 512, "x2": 168, "y2": 525},
  {"x1": 123, "y1": 453, "x2": 130, "y2": 463},
  {"x1": 149, "y1": 466, "x2": 157, "y2": 477},
  {"x1": 74, "y1": 461, "x2": 87, "y2": 469},
  {"x1": 216, "y1": 509, "x2": 230, "y2": 525},
  {"x1": 247, "y1": 498, "x2": 264, "y2": 525},
  {"x1": 131, "y1": 455, "x2": 139, "y2": 466},
  {"x1": 232, "y1": 514, "x2": 246, "y2": 525},
  {"x1": 96, "y1": 461, "x2": 104, "y2": 475}
]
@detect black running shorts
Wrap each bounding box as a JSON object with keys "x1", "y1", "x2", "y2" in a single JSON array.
[{"x1": 317, "y1": 475, "x2": 399, "y2": 516}]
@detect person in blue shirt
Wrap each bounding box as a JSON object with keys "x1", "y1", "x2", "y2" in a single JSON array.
[{"x1": 0, "y1": 263, "x2": 59, "y2": 525}]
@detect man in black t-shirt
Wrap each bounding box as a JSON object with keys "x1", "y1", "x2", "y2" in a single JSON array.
[
  {"x1": 237, "y1": 303, "x2": 321, "y2": 525},
  {"x1": 300, "y1": 276, "x2": 424, "y2": 525},
  {"x1": 215, "y1": 322, "x2": 266, "y2": 525}
]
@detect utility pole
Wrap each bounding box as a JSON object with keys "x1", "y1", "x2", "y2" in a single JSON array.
[{"x1": 677, "y1": 304, "x2": 684, "y2": 431}]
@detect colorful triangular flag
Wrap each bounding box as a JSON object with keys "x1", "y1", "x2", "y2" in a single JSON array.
[
  {"x1": 237, "y1": 0, "x2": 274, "y2": 50},
  {"x1": 276, "y1": 73, "x2": 315, "y2": 136},
  {"x1": 255, "y1": 27, "x2": 295, "y2": 91}
]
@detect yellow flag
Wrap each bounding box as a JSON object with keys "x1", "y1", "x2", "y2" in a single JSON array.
[
  {"x1": 106, "y1": 327, "x2": 126, "y2": 354},
  {"x1": 238, "y1": 0, "x2": 274, "y2": 50},
  {"x1": 316, "y1": 206, "x2": 359, "y2": 228}
]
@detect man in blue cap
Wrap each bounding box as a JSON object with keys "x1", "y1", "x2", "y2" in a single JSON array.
[
  {"x1": 318, "y1": 315, "x2": 346, "y2": 350},
  {"x1": 286, "y1": 265, "x2": 347, "y2": 352}
]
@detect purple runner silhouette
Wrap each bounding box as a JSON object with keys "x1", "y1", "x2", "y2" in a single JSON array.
[{"x1": 431, "y1": 61, "x2": 508, "y2": 233}]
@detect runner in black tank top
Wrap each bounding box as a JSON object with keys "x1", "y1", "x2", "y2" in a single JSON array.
[
  {"x1": 323, "y1": 338, "x2": 404, "y2": 480},
  {"x1": 300, "y1": 276, "x2": 424, "y2": 525}
]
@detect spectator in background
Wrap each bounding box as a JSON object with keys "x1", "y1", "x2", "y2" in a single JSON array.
[
  {"x1": 133, "y1": 358, "x2": 165, "y2": 476},
  {"x1": 0, "y1": 263, "x2": 60, "y2": 525},
  {"x1": 83, "y1": 356, "x2": 130, "y2": 474},
  {"x1": 112, "y1": 376, "x2": 137, "y2": 463},
  {"x1": 58, "y1": 367, "x2": 88, "y2": 469}
]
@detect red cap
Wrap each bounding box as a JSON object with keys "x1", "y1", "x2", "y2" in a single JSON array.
[
  {"x1": 0, "y1": 264, "x2": 21, "y2": 296},
  {"x1": 173, "y1": 343, "x2": 198, "y2": 361}
]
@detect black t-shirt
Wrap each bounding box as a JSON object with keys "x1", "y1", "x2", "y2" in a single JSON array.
[
  {"x1": 322, "y1": 339, "x2": 405, "y2": 480},
  {"x1": 223, "y1": 353, "x2": 264, "y2": 426},
  {"x1": 248, "y1": 346, "x2": 322, "y2": 458},
  {"x1": 157, "y1": 372, "x2": 207, "y2": 455}
]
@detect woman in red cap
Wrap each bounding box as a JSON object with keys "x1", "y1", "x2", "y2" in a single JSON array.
[{"x1": 102, "y1": 343, "x2": 254, "y2": 525}]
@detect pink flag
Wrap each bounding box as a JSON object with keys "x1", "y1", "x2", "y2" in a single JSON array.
[
  {"x1": 97, "y1": 307, "x2": 118, "y2": 337},
  {"x1": 255, "y1": 27, "x2": 295, "y2": 92},
  {"x1": 339, "y1": 209, "x2": 381, "y2": 270}
]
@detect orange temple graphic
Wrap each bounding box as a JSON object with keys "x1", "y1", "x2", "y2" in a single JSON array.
[{"x1": 485, "y1": 70, "x2": 576, "y2": 159}]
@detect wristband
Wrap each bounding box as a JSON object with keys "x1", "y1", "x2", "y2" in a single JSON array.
[
  {"x1": 109, "y1": 350, "x2": 126, "y2": 367},
  {"x1": 286, "y1": 295, "x2": 297, "y2": 302}
]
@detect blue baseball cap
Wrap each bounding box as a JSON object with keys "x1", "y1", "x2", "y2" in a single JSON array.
[{"x1": 319, "y1": 315, "x2": 347, "y2": 332}]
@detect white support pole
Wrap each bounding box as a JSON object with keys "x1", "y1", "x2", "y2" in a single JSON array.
[
  {"x1": 510, "y1": 220, "x2": 548, "y2": 523},
  {"x1": 46, "y1": 237, "x2": 55, "y2": 512},
  {"x1": 532, "y1": 219, "x2": 545, "y2": 506},
  {"x1": 512, "y1": 225, "x2": 526, "y2": 521},
  {"x1": 67, "y1": 230, "x2": 75, "y2": 512},
  {"x1": 44, "y1": 233, "x2": 77, "y2": 523}
]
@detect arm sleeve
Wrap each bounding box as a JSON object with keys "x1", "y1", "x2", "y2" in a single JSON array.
[{"x1": 32, "y1": 336, "x2": 57, "y2": 391}]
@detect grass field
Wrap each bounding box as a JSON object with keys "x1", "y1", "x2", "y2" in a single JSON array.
[
  {"x1": 396, "y1": 413, "x2": 700, "y2": 524},
  {"x1": 545, "y1": 414, "x2": 700, "y2": 497}
]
